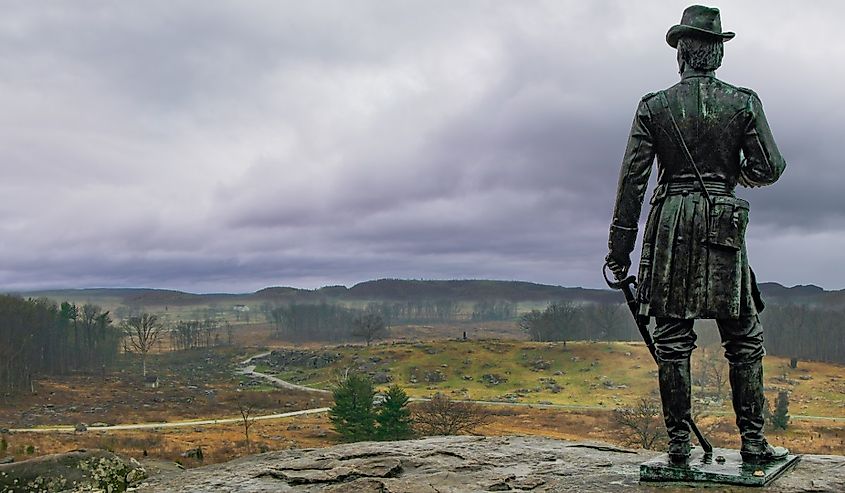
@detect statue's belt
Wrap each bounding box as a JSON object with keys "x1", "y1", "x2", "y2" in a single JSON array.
[{"x1": 652, "y1": 180, "x2": 733, "y2": 203}]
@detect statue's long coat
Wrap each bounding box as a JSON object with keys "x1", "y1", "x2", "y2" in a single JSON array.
[{"x1": 609, "y1": 72, "x2": 786, "y2": 319}]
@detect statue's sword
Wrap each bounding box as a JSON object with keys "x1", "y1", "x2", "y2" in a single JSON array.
[{"x1": 603, "y1": 263, "x2": 713, "y2": 455}]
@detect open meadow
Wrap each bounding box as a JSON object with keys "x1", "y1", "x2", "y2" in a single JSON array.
[{"x1": 2, "y1": 320, "x2": 842, "y2": 468}]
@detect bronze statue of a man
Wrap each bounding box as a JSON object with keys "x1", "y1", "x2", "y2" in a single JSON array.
[{"x1": 606, "y1": 5, "x2": 788, "y2": 464}]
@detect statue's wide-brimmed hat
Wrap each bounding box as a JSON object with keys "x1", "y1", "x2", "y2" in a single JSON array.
[{"x1": 666, "y1": 5, "x2": 735, "y2": 48}]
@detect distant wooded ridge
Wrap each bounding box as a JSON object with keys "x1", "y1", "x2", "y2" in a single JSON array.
[{"x1": 8, "y1": 279, "x2": 842, "y2": 307}]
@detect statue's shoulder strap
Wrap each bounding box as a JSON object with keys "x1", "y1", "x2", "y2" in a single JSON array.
[{"x1": 657, "y1": 90, "x2": 713, "y2": 205}]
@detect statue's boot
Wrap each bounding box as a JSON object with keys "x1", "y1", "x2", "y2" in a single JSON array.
[
  {"x1": 658, "y1": 357, "x2": 692, "y2": 464},
  {"x1": 729, "y1": 359, "x2": 789, "y2": 463}
]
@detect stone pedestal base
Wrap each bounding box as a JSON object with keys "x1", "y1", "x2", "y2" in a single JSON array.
[{"x1": 640, "y1": 447, "x2": 801, "y2": 487}]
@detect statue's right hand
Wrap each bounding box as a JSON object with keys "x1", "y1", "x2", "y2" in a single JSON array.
[{"x1": 605, "y1": 253, "x2": 630, "y2": 281}]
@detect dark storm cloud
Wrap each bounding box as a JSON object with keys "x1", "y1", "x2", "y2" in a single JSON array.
[{"x1": 1, "y1": 1, "x2": 843, "y2": 292}]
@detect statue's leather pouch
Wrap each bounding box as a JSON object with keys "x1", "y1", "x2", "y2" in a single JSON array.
[{"x1": 707, "y1": 196, "x2": 749, "y2": 251}]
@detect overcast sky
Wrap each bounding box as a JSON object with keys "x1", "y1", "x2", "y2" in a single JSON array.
[{"x1": 1, "y1": 1, "x2": 842, "y2": 293}]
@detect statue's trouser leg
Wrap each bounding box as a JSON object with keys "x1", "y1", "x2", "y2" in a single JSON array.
[
  {"x1": 653, "y1": 318, "x2": 695, "y2": 462},
  {"x1": 717, "y1": 315, "x2": 788, "y2": 462}
]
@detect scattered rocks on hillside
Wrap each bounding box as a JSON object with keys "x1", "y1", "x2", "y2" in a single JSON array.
[
  {"x1": 425, "y1": 371, "x2": 446, "y2": 383},
  {"x1": 413, "y1": 343, "x2": 439, "y2": 355},
  {"x1": 372, "y1": 372, "x2": 392, "y2": 384},
  {"x1": 481, "y1": 374, "x2": 507, "y2": 386},
  {"x1": 262, "y1": 350, "x2": 341, "y2": 371},
  {"x1": 539, "y1": 377, "x2": 563, "y2": 393},
  {"x1": 408, "y1": 367, "x2": 420, "y2": 384}
]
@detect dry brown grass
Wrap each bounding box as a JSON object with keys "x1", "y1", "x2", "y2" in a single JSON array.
[
  {"x1": 476, "y1": 406, "x2": 844, "y2": 456},
  {"x1": 1, "y1": 413, "x2": 337, "y2": 466},
  {"x1": 3, "y1": 406, "x2": 841, "y2": 468},
  {"x1": 0, "y1": 359, "x2": 331, "y2": 429}
]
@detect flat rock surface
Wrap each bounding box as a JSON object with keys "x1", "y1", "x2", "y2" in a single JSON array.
[{"x1": 135, "y1": 436, "x2": 845, "y2": 492}]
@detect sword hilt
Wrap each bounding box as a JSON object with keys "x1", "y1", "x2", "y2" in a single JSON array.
[{"x1": 603, "y1": 262, "x2": 635, "y2": 291}]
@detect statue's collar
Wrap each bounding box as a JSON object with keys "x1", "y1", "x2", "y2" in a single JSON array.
[{"x1": 681, "y1": 69, "x2": 716, "y2": 80}]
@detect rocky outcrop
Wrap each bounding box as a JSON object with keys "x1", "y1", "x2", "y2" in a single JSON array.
[
  {"x1": 0, "y1": 449, "x2": 146, "y2": 492},
  {"x1": 136, "y1": 436, "x2": 844, "y2": 492},
  {"x1": 262, "y1": 350, "x2": 342, "y2": 370}
]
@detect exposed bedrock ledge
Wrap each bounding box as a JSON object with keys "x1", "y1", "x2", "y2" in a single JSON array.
[{"x1": 136, "y1": 435, "x2": 844, "y2": 493}]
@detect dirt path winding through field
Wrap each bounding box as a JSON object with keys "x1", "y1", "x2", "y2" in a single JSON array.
[
  {"x1": 8, "y1": 351, "x2": 331, "y2": 433},
  {"x1": 9, "y1": 350, "x2": 842, "y2": 434},
  {"x1": 8, "y1": 407, "x2": 330, "y2": 433},
  {"x1": 238, "y1": 351, "x2": 331, "y2": 395}
]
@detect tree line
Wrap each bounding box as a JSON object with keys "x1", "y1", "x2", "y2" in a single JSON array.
[
  {"x1": 266, "y1": 302, "x2": 359, "y2": 342},
  {"x1": 169, "y1": 318, "x2": 232, "y2": 351},
  {"x1": 520, "y1": 300, "x2": 845, "y2": 364},
  {"x1": 519, "y1": 301, "x2": 638, "y2": 343},
  {"x1": 365, "y1": 300, "x2": 461, "y2": 324},
  {"x1": 0, "y1": 296, "x2": 122, "y2": 392},
  {"x1": 759, "y1": 303, "x2": 845, "y2": 364},
  {"x1": 0, "y1": 295, "x2": 241, "y2": 392},
  {"x1": 263, "y1": 302, "x2": 390, "y2": 345}
]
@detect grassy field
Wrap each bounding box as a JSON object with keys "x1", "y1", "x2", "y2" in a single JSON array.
[
  {"x1": 1, "y1": 337, "x2": 842, "y2": 469},
  {"x1": 258, "y1": 339, "x2": 845, "y2": 418}
]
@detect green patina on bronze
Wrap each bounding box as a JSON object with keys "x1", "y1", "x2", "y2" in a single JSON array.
[
  {"x1": 607, "y1": 14, "x2": 785, "y2": 320},
  {"x1": 605, "y1": 5, "x2": 796, "y2": 481}
]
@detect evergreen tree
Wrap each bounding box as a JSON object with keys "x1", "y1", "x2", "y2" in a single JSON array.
[
  {"x1": 376, "y1": 385, "x2": 414, "y2": 440},
  {"x1": 772, "y1": 390, "x2": 790, "y2": 430},
  {"x1": 329, "y1": 373, "x2": 376, "y2": 441}
]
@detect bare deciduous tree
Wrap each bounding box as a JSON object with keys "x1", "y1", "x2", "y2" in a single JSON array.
[
  {"x1": 413, "y1": 393, "x2": 492, "y2": 436},
  {"x1": 237, "y1": 394, "x2": 257, "y2": 453},
  {"x1": 519, "y1": 301, "x2": 581, "y2": 342},
  {"x1": 694, "y1": 345, "x2": 728, "y2": 400},
  {"x1": 612, "y1": 397, "x2": 667, "y2": 450},
  {"x1": 121, "y1": 313, "x2": 163, "y2": 377},
  {"x1": 588, "y1": 302, "x2": 628, "y2": 340},
  {"x1": 351, "y1": 312, "x2": 388, "y2": 346}
]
